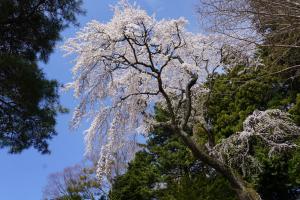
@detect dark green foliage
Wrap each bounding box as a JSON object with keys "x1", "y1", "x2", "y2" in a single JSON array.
[
  {"x1": 290, "y1": 94, "x2": 300, "y2": 125},
  {"x1": 288, "y1": 146, "x2": 300, "y2": 188},
  {"x1": 257, "y1": 156, "x2": 293, "y2": 200},
  {"x1": 207, "y1": 65, "x2": 300, "y2": 140},
  {"x1": 109, "y1": 151, "x2": 160, "y2": 200},
  {"x1": 0, "y1": 0, "x2": 83, "y2": 153},
  {"x1": 206, "y1": 63, "x2": 300, "y2": 199},
  {"x1": 0, "y1": 0, "x2": 84, "y2": 61},
  {"x1": 0, "y1": 55, "x2": 62, "y2": 153},
  {"x1": 110, "y1": 107, "x2": 236, "y2": 200}
]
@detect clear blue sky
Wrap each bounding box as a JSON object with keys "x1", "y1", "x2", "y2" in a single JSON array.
[{"x1": 0, "y1": 0, "x2": 199, "y2": 199}]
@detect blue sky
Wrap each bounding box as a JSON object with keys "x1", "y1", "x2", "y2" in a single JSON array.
[{"x1": 0, "y1": 0, "x2": 199, "y2": 199}]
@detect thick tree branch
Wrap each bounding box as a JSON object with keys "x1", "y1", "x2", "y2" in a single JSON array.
[
  {"x1": 181, "y1": 73, "x2": 198, "y2": 130},
  {"x1": 177, "y1": 129, "x2": 261, "y2": 200}
]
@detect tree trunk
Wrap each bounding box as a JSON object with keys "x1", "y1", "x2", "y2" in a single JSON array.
[{"x1": 178, "y1": 130, "x2": 261, "y2": 200}]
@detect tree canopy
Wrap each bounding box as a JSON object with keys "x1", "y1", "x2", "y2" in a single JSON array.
[
  {"x1": 0, "y1": 0, "x2": 83, "y2": 153},
  {"x1": 0, "y1": 55, "x2": 60, "y2": 153},
  {"x1": 0, "y1": 0, "x2": 84, "y2": 61}
]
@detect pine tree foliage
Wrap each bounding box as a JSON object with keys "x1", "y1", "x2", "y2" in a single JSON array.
[
  {"x1": 0, "y1": 0, "x2": 83, "y2": 153},
  {"x1": 110, "y1": 106, "x2": 236, "y2": 200}
]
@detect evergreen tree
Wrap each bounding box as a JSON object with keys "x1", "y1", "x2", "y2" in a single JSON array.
[
  {"x1": 0, "y1": 0, "x2": 83, "y2": 153},
  {"x1": 110, "y1": 107, "x2": 236, "y2": 200},
  {"x1": 206, "y1": 63, "x2": 300, "y2": 199}
]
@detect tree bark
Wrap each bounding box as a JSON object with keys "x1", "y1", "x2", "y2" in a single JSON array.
[{"x1": 178, "y1": 129, "x2": 261, "y2": 200}]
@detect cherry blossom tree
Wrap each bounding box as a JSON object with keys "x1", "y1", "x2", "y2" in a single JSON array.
[
  {"x1": 63, "y1": 0, "x2": 224, "y2": 181},
  {"x1": 63, "y1": 2, "x2": 300, "y2": 200}
]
